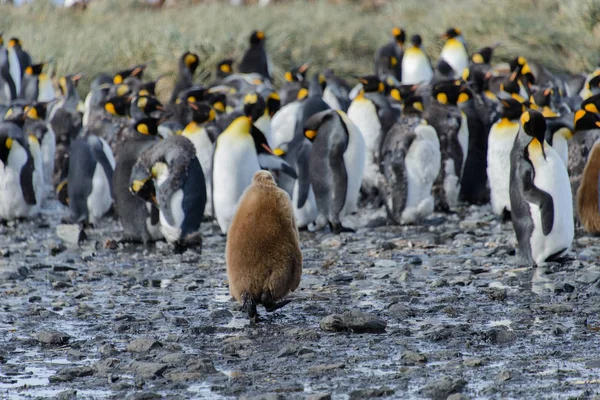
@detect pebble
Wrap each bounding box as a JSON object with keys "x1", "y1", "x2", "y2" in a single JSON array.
[
  {"x1": 401, "y1": 350, "x2": 427, "y2": 364},
  {"x1": 349, "y1": 387, "x2": 395, "y2": 399},
  {"x1": 420, "y1": 377, "x2": 467, "y2": 400}
]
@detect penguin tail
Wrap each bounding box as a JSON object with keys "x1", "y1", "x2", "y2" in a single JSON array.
[{"x1": 241, "y1": 292, "x2": 257, "y2": 320}]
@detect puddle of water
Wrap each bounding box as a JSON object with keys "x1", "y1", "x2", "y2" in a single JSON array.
[
  {"x1": 188, "y1": 381, "x2": 230, "y2": 399},
  {"x1": 0, "y1": 366, "x2": 54, "y2": 389}
]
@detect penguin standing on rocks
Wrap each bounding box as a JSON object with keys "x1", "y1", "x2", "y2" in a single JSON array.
[
  {"x1": 226, "y1": 170, "x2": 302, "y2": 321},
  {"x1": 440, "y1": 28, "x2": 469, "y2": 79},
  {"x1": 509, "y1": 110, "x2": 574, "y2": 266},
  {"x1": 577, "y1": 140, "x2": 600, "y2": 234},
  {"x1": 63, "y1": 135, "x2": 115, "y2": 224},
  {"x1": 423, "y1": 80, "x2": 469, "y2": 211},
  {"x1": 487, "y1": 98, "x2": 524, "y2": 219},
  {"x1": 0, "y1": 121, "x2": 37, "y2": 221},
  {"x1": 170, "y1": 52, "x2": 199, "y2": 104},
  {"x1": 303, "y1": 109, "x2": 365, "y2": 233},
  {"x1": 212, "y1": 107, "x2": 296, "y2": 234},
  {"x1": 380, "y1": 96, "x2": 441, "y2": 224},
  {"x1": 238, "y1": 30, "x2": 271, "y2": 82},
  {"x1": 25, "y1": 102, "x2": 56, "y2": 187},
  {"x1": 130, "y1": 135, "x2": 205, "y2": 252},
  {"x1": 374, "y1": 27, "x2": 405, "y2": 82},
  {"x1": 113, "y1": 118, "x2": 162, "y2": 244},
  {"x1": 401, "y1": 35, "x2": 433, "y2": 85}
]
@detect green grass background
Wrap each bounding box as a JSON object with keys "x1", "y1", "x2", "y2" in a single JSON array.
[{"x1": 1, "y1": 0, "x2": 599, "y2": 98}]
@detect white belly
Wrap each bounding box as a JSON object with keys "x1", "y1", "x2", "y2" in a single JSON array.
[
  {"x1": 401, "y1": 51, "x2": 433, "y2": 85},
  {"x1": 270, "y1": 102, "x2": 300, "y2": 149},
  {"x1": 212, "y1": 135, "x2": 260, "y2": 234},
  {"x1": 440, "y1": 45, "x2": 469, "y2": 78},
  {"x1": 145, "y1": 203, "x2": 163, "y2": 241},
  {"x1": 458, "y1": 112, "x2": 469, "y2": 176},
  {"x1": 28, "y1": 139, "x2": 45, "y2": 207},
  {"x1": 347, "y1": 99, "x2": 381, "y2": 191},
  {"x1": 37, "y1": 75, "x2": 55, "y2": 102},
  {"x1": 0, "y1": 147, "x2": 32, "y2": 220},
  {"x1": 338, "y1": 111, "x2": 365, "y2": 216},
  {"x1": 323, "y1": 87, "x2": 342, "y2": 110},
  {"x1": 552, "y1": 134, "x2": 569, "y2": 168},
  {"x1": 159, "y1": 188, "x2": 185, "y2": 244},
  {"x1": 528, "y1": 144, "x2": 574, "y2": 265},
  {"x1": 87, "y1": 163, "x2": 113, "y2": 223},
  {"x1": 443, "y1": 158, "x2": 460, "y2": 208},
  {"x1": 254, "y1": 115, "x2": 272, "y2": 147},
  {"x1": 292, "y1": 180, "x2": 317, "y2": 228},
  {"x1": 7, "y1": 47, "x2": 21, "y2": 96},
  {"x1": 487, "y1": 122, "x2": 519, "y2": 215},
  {"x1": 183, "y1": 130, "x2": 213, "y2": 216},
  {"x1": 41, "y1": 129, "x2": 56, "y2": 186},
  {"x1": 402, "y1": 124, "x2": 441, "y2": 222},
  {"x1": 82, "y1": 92, "x2": 93, "y2": 127}
]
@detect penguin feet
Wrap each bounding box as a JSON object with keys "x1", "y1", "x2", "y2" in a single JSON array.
[
  {"x1": 77, "y1": 228, "x2": 87, "y2": 246},
  {"x1": 264, "y1": 299, "x2": 292, "y2": 313},
  {"x1": 329, "y1": 222, "x2": 355, "y2": 234},
  {"x1": 242, "y1": 292, "x2": 258, "y2": 321},
  {"x1": 501, "y1": 209, "x2": 512, "y2": 223},
  {"x1": 172, "y1": 242, "x2": 188, "y2": 255}
]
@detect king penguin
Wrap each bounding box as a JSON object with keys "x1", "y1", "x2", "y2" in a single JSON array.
[
  {"x1": 303, "y1": 109, "x2": 365, "y2": 233},
  {"x1": 0, "y1": 120, "x2": 37, "y2": 221},
  {"x1": 170, "y1": 52, "x2": 199, "y2": 104},
  {"x1": 570, "y1": 109, "x2": 600, "y2": 197},
  {"x1": 226, "y1": 170, "x2": 302, "y2": 321},
  {"x1": 212, "y1": 106, "x2": 297, "y2": 234},
  {"x1": 401, "y1": 34, "x2": 433, "y2": 85},
  {"x1": 6, "y1": 38, "x2": 31, "y2": 99},
  {"x1": 374, "y1": 27, "x2": 405, "y2": 82},
  {"x1": 130, "y1": 135, "x2": 205, "y2": 252},
  {"x1": 20, "y1": 63, "x2": 55, "y2": 103},
  {"x1": 238, "y1": 30, "x2": 271, "y2": 82},
  {"x1": 544, "y1": 115, "x2": 573, "y2": 168},
  {"x1": 440, "y1": 28, "x2": 469, "y2": 79},
  {"x1": 380, "y1": 96, "x2": 441, "y2": 224},
  {"x1": 113, "y1": 118, "x2": 163, "y2": 244},
  {"x1": 25, "y1": 102, "x2": 56, "y2": 188},
  {"x1": 487, "y1": 98, "x2": 524, "y2": 219},
  {"x1": 577, "y1": 140, "x2": 600, "y2": 234},
  {"x1": 63, "y1": 135, "x2": 116, "y2": 224},
  {"x1": 509, "y1": 109, "x2": 574, "y2": 266}
]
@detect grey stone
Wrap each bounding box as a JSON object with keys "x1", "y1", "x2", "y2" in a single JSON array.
[
  {"x1": 320, "y1": 314, "x2": 346, "y2": 332},
  {"x1": 33, "y1": 330, "x2": 71, "y2": 345},
  {"x1": 306, "y1": 394, "x2": 332, "y2": 400},
  {"x1": 495, "y1": 370, "x2": 512, "y2": 383},
  {"x1": 349, "y1": 386, "x2": 395, "y2": 399},
  {"x1": 341, "y1": 310, "x2": 387, "y2": 333},
  {"x1": 401, "y1": 350, "x2": 427, "y2": 364},
  {"x1": 483, "y1": 327, "x2": 516, "y2": 345},
  {"x1": 463, "y1": 358, "x2": 484, "y2": 367},
  {"x1": 420, "y1": 377, "x2": 467, "y2": 400},
  {"x1": 308, "y1": 363, "x2": 345, "y2": 373},
  {"x1": 126, "y1": 337, "x2": 162, "y2": 353},
  {"x1": 48, "y1": 366, "x2": 94, "y2": 383},
  {"x1": 56, "y1": 389, "x2": 77, "y2": 400},
  {"x1": 128, "y1": 361, "x2": 168, "y2": 378}
]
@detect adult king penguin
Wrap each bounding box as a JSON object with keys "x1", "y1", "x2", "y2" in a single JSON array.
[
  {"x1": 440, "y1": 28, "x2": 469, "y2": 79},
  {"x1": 238, "y1": 30, "x2": 271, "y2": 82},
  {"x1": 401, "y1": 35, "x2": 433, "y2": 85},
  {"x1": 509, "y1": 110, "x2": 574, "y2": 266}
]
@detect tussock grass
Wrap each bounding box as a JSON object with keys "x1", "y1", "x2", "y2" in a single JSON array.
[{"x1": 1, "y1": 0, "x2": 599, "y2": 98}]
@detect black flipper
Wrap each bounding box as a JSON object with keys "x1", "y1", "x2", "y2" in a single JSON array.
[
  {"x1": 521, "y1": 164, "x2": 554, "y2": 235},
  {"x1": 180, "y1": 157, "x2": 206, "y2": 237},
  {"x1": 20, "y1": 152, "x2": 36, "y2": 205},
  {"x1": 295, "y1": 141, "x2": 312, "y2": 209}
]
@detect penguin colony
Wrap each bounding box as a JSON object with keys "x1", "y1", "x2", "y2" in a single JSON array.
[{"x1": 0, "y1": 27, "x2": 599, "y2": 319}]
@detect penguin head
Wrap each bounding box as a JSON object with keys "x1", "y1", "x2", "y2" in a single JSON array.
[
  {"x1": 217, "y1": 59, "x2": 234, "y2": 77},
  {"x1": 442, "y1": 27, "x2": 461, "y2": 39},
  {"x1": 403, "y1": 96, "x2": 425, "y2": 114},
  {"x1": 432, "y1": 80, "x2": 463, "y2": 105},
  {"x1": 499, "y1": 71, "x2": 526, "y2": 102},
  {"x1": 25, "y1": 63, "x2": 45, "y2": 76},
  {"x1": 180, "y1": 52, "x2": 199, "y2": 75},
  {"x1": 104, "y1": 96, "x2": 131, "y2": 117},
  {"x1": 7, "y1": 37, "x2": 22, "y2": 48},
  {"x1": 500, "y1": 98, "x2": 526, "y2": 120},
  {"x1": 24, "y1": 102, "x2": 49, "y2": 121},
  {"x1": 546, "y1": 117, "x2": 574, "y2": 140},
  {"x1": 3, "y1": 107, "x2": 26, "y2": 127},
  {"x1": 133, "y1": 118, "x2": 162, "y2": 137},
  {"x1": 138, "y1": 77, "x2": 163, "y2": 97},
  {"x1": 472, "y1": 46, "x2": 494, "y2": 64},
  {"x1": 285, "y1": 63, "x2": 310, "y2": 82},
  {"x1": 586, "y1": 75, "x2": 600, "y2": 93},
  {"x1": 509, "y1": 56, "x2": 534, "y2": 85},
  {"x1": 59, "y1": 74, "x2": 82, "y2": 96},
  {"x1": 130, "y1": 164, "x2": 157, "y2": 204},
  {"x1": 110, "y1": 83, "x2": 132, "y2": 98},
  {"x1": 273, "y1": 142, "x2": 289, "y2": 157},
  {"x1": 249, "y1": 30, "x2": 265, "y2": 46},
  {"x1": 574, "y1": 109, "x2": 600, "y2": 132},
  {"x1": 180, "y1": 87, "x2": 207, "y2": 105},
  {"x1": 388, "y1": 83, "x2": 417, "y2": 103},
  {"x1": 188, "y1": 102, "x2": 216, "y2": 124},
  {"x1": 266, "y1": 92, "x2": 281, "y2": 117},
  {"x1": 582, "y1": 93, "x2": 600, "y2": 114},
  {"x1": 243, "y1": 93, "x2": 267, "y2": 121},
  {"x1": 458, "y1": 86, "x2": 473, "y2": 104},
  {"x1": 113, "y1": 65, "x2": 145, "y2": 85},
  {"x1": 520, "y1": 109, "x2": 547, "y2": 147},
  {"x1": 134, "y1": 95, "x2": 164, "y2": 115},
  {"x1": 531, "y1": 87, "x2": 553, "y2": 108},
  {"x1": 0, "y1": 136, "x2": 12, "y2": 165},
  {"x1": 410, "y1": 34, "x2": 423, "y2": 48},
  {"x1": 26, "y1": 123, "x2": 48, "y2": 143},
  {"x1": 391, "y1": 27, "x2": 406, "y2": 45},
  {"x1": 357, "y1": 75, "x2": 385, "y2": 93},
  {"x1": 205, "y1": 92, "x2": 227, "y2": 114}
]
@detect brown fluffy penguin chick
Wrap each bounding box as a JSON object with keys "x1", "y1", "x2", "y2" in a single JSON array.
[
  {"x1": 577, "y1": 141, "x2": 600, "y2": 234},
  {"x1": 226, "y1": 171, "x2": 302, "y2": 321}
]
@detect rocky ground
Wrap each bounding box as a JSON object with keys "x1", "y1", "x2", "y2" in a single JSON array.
[{"x1": 1, "y1": 198, "x2": 600, "y2": 400}]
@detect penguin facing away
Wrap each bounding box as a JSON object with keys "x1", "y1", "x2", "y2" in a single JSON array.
[
  {"x1": 226, "y1": 170, "x2": 302, "y2": 321},
  {"x1": 487, "y1": 98, "x2": 524, "y2": 218},
  {"x1": 238, "y1": 30, "x2": 271, "y2": 81},
  {"x1": 380, "y1": 96, "x2": 441, "y2": 224},
  {"x1": 0, "y1": 124, "x2": 37, "y2": 221},
  {"x1": 170, "y1": 52, "x2": 199, "y2": 104},
  {"x1": 304, "y1": 108, "x2": 365, "y2": 233},
  {"x1": 65, "y1": 135, "x2": 115, "y2": 224},
  {"x1": 130, "y1": 135, "x2": 206, "y2": 252},
  {"x1": 374, "y1": 26, "x2": 405, "y2": 82},
  {"x1": 577, "y1": 140, "x2": 600, "y2": 234},
  {"x1": 509, "y1": 110, "x2": 574, "y2": 266}
]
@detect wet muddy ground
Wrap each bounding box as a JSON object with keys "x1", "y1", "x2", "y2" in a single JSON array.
[{"x1": 1, "y1": 199, "x2": 600, "y2": 400}]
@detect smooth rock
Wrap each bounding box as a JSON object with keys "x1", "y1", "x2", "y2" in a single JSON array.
[
  {"x1": 420, "y1": 377, "x2": 467, "y2": 400},
  {"x1": 129, "y1": 362, "x2": 168, "y2": 378},
  {"x1": 33, "y1": 330, "x2": 71, "y2": 345},
  {"x1": 126, "y1": 337, "x2": 162, "y2": 353}
]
